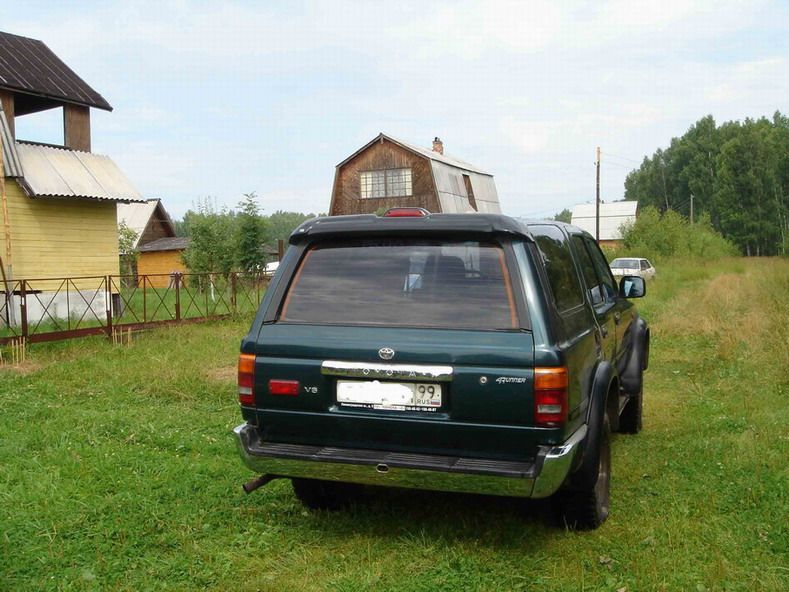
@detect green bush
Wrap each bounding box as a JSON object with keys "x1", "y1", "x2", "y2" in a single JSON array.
[{"x1": 619, "y1": 206, "x2": 738, "y2": 261}]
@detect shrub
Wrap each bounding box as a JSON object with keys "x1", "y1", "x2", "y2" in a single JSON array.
[{"x1": 619, "y1": 206, "x2": 738, "y2": 261}]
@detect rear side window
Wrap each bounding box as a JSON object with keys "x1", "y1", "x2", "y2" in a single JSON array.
[
  {"x1": 281, "y1": 240, "x2": 518, "y2": 330},
  {"x1": 584, "y1": 237, "x2": 617, "y2": 302},
  {"x1": 529, "y1": 225, "x2": 584, "y2": 312},
  {"x1": 572, "y1": 235, "x2": 604, "y2": 306}
]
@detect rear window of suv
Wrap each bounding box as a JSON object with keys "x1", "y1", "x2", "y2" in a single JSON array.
[{"x1": 280, "y1": 240, "x2": 518, "y2": 330}]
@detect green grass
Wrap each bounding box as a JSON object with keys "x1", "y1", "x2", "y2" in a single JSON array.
[{"x1": 1, "y1": 258, "x2": 787, "y2": 591}]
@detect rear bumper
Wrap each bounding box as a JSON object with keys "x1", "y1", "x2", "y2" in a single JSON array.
[{"x1": 233, "y1": 423, "x2": 586, "y2": 499}]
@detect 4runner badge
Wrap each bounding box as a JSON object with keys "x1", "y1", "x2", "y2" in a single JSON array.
[{"x1": 378, "y1": 347, "x2": 395, "y2": 360}]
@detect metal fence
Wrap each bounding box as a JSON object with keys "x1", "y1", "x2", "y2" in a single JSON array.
[{"x1": 0, "y1": 272, "x2": 269, "y2": 345}]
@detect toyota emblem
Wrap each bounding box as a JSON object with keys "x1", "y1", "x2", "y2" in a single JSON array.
[{"x1": 378, "y1": 347, "x2": 395, "y2": 360}]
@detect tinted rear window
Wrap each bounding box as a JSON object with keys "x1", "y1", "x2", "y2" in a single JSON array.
[{"x1": 281, "y1": 240, "x2": 517, "y2": 330}]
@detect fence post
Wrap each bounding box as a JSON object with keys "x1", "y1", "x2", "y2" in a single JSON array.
[
  {"x1": 105, "y1": 275, "x2": 113, "y2": 340},
  {"x1": 174, "y1": 273, "x2": 181, "y2": 321},
  {"x1": 19, "y1": 280, "x2": 28, "y2": 339},
  {"x1": 231, "y1": 273, "x2": 237, "y2": 314}
]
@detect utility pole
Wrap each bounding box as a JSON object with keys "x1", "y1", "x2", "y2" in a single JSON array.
[
  {"x1": 595, "y1": 146, "x2": 601, "y2": 242},
  {"x1": 690, "y1": 193, "x2": 694, "y2": 225}
]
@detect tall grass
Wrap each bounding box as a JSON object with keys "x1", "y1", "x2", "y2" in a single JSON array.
[{"x1": 0, "y1": 258, "x2": 786, "y2": 591}]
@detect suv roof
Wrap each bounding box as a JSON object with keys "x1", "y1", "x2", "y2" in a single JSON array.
[{"x1": 289, "y1": 213, "x2": 539, "y2": 245}]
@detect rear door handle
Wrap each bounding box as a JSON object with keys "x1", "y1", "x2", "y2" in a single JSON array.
[
  {"x1": 600, "y1": 326, "x2": 608, "y2": 338},
  {"x1": 614, "y1": 312, "x2": 621, "y2": 324}
]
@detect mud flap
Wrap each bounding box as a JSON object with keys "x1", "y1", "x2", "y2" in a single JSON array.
[{"x1": 620, "y1": 316, "x2": 648, "y2": 396}]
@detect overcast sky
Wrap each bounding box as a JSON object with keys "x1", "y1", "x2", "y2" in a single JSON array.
[{"x1": 3, "y1": 0, "x2": 788, "y2": 218}]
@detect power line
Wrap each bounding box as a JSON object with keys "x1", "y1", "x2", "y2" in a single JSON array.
[
  {"x1": 601, "y1": 161, "x2": 635, "y2": 170},
  {"x1": 601, "y1": 151, "x2": 641, "y2": 164}
]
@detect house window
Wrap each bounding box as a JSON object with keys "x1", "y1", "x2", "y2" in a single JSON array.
[
  {"x1": 360, "y1": 168, "x2": 412, "y2": 198},
  {"x1": 463, "y1": 174, "x2": 477, "y2": 211}
]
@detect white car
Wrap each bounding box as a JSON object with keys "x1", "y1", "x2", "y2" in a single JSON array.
[{"x1": 609, "y1": 257, "x2": 656, "y2": 280}]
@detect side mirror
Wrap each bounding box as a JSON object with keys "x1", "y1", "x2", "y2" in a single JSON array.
[{"x1": 619, "y1": 275, "x2": 646, "y2": 298}]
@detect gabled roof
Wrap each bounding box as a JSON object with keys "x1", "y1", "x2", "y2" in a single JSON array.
[
  {"x1": 0, "y1": 31, "x2": 112, "y2": 112},
  {"x1": 117, "y1": 199, "x2": 176, "y2": 248},
  {"x1": 571, "y1": 201, "x2": 639, "y2": 241},
  {"x1": 138, "y1": 236, "x2": 190, "y2": 253},
  {"x1": 337, "y1": 133, "x2": 492, "y2": 176},
  {"x1": 15, "y1": 141, "x2": 145, "y2": 202}
]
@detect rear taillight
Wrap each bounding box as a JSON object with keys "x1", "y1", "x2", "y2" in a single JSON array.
[
  {"x1": 238, "y1": 353, "x2": 255, "y2": 406},
  {"x1": 268, "y1": 379, "x2": 300, "y2": 396},
  {"x1": 534, "y1": 367, "x2": 568, "y2": 427}
]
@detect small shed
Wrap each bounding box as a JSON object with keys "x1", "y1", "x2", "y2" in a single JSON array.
[
  {"x1": 137, "y1": 237, "x2": 190, "y2": 288},
  {"x1": 117, "y1": 199, "x2": 188, "y2": 287},
  {"x1": 571, "y1": 201, "x2": 638, "y2": 247},
  {"x1": 329, "y1": 133, "x2": 501, "y2": 216}
]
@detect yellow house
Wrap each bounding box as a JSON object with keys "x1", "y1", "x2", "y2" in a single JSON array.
[{"x1": 0, "y1": 31, "x2": 146, "y2": 325}]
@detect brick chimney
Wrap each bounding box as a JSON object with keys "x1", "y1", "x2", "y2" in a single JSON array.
[{"x1": 432, "y1": 137, "x2": 444, "y2": 155}]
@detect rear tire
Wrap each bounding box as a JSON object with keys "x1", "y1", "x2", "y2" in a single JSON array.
[
  {"x1": 555, "y1": 414, "x2": 611, "y2": 530},
  {"x1": 291, "y1": 478, "x2": 362, "y2": 511}
]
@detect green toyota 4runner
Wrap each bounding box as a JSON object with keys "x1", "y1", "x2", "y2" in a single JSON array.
[{"x1": 234, "y1": 209, "x2": 649, "y2": 529}]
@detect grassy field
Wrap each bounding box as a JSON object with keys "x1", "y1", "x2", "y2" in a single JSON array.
[{"x1": 1, "y1": 257, "x2": 787, "y2": 591}]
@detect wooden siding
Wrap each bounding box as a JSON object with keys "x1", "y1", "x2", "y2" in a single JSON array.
[
  {"x1": 137, "y1": 250, "x2": 185, "y2": 288},
  {"x1": 330, "y1": 139, "x2": 439, "y2": 215},
  {"x1": 63, "y1": 104, "x2": 91, "y2": 152},
  {"x1": 138, "y1": 206, "x2": 174, "y2": 245},
  {"x1": 2, "y1": 179, "x2": 119, "y2": 285}
]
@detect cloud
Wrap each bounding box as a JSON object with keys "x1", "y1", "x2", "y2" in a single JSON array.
[{"x1": 3, "y1": 0, "x2": 787, "y2": 219}]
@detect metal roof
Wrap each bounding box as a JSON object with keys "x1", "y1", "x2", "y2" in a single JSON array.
[
  {"x1": 337, "y1": 133, "x2": 492, "y2": 176},
  {"x1": 117, "y1": 199, "x2": 159, "y2": 241},
  {"x1": 431, "y1": 160, "x2": 501, "y2": 214},
  {"x1": 0, "y1": 31, "x2": 112, "y2": 111},
  {"x1": 0, "y1": 103, "x2": 22, "y2": 177},
  {"x1": 15, "y1": 141, "x2": 145, "y2": 202},
  {"x1": 117, "y1": 199, "x2": 176, "y2": 248},
  {"x1": 138, "y1": 236, "x2": 190, "y2": 252},
  {"x1": 571, "y1": 201, "x2": 638, "y2": 241}
]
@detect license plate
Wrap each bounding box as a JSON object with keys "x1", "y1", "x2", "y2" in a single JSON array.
[{"x1": 337, "y1": 380, "x2": 442, "y2": 412}]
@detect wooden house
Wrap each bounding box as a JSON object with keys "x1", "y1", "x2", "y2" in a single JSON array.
[
  {"x1": 0, "y1": 31, "x2": 146, "y2": 324},
  {"x1": 117, "y1": 199, "x2": 177, "y2": 249},
  {"x1": 117, "y1": 199, "x2": 189, "y2": 287},
  {"x1": 136, "y1": 237, "x2": 190, "y2": 287},
  {"x1": 571, "y1": 201, "x2": 639, "y2": 248},
  {"x1": 329, "y1": 134, "x2": 501, "y2": 216}
]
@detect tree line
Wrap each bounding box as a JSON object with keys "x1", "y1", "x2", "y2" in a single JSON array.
[
  {"x1": 624, "y1": 111, "x2": 788, "y2": 256},
  {"x1": 178, "y1": 194, "x2": 317, "y2": 274}
]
